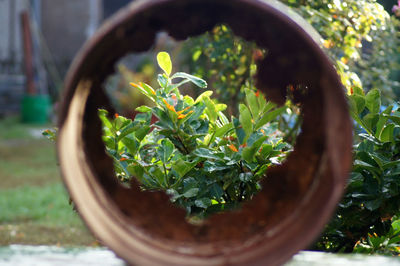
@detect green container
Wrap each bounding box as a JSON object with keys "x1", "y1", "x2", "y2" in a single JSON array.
[{"x1": 21, "y1": 94, "x2": 52, "y2": 124}]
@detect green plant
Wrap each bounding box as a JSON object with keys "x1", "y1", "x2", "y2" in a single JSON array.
[
  {"x1": 281, "y1": 0, "x2": 400, "y2": 102},
  {"x1": 99, "y1": 52, "x2": 290, "y2": 219},
  {"x1": 182, "y1": 24, "x2": 301, "y2": 145},
  {"x1": 353, "y1": 216, "x2": 400, "y2": 255},
  {"x1": 182, "y1": 24, "x2": 263, "y2": 116},
  {"x1": 315, "y1": 87, "x2": 400, "y2": 253}
]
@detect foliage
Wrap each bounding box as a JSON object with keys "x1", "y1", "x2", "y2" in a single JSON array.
[
  {"x1": 355, "y1": 16, "x2": 400, "y2": 102},
  {"x1": 42, "y1": 129, "x2": 57, "y2": 141},
  {"x1": 182, "y1": 24, "x2": 301, "y2": 145},
  {"x1": 178, "y1": 1, "x2": 400, "y2": 252},
  {"x1": 353, "y1": 216, "x2": 400, "y2": 255},
  {"x1": 99, "y1": 52, "x2": 290, "y2": 219},
  {"x1": 281, "y1": 0, "x2": 400, "y2": 102},
  {"x1": 104, "y1": 61, "x2": 156, "y2": 115},
  {"x1": 315, "y1": 87, "x2": 400, "y2": 253},
  {"x1": 182, "y1": 24, "x2": 263, "y2": 116}
]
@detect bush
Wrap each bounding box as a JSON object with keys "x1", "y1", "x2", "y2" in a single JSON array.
[
  {"x1": 99, "y1": 52, "x2": 291, "y2": 219},
  {"x1": 314, "y1": 87, "x2": 400, "y2": 252}
]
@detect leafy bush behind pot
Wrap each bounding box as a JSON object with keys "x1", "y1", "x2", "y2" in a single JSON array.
[
  {"x1": 315, "y1": 87, "x2": 400, "y2": 252},
  {"x1": 281, "y1": 0, "x2": 400, "y2": 102}
]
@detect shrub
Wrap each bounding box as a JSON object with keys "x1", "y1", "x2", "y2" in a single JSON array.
[
  {"x1": 99, "y1": 52, "x2": 291, "y2": 219},
  {"x1": 315, "y1": 87, "x2": 400, "y2": 252}
]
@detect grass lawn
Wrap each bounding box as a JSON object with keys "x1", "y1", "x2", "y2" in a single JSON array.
[{"x1": 0, "y1": 116, "x2": 96, "y2": 246}]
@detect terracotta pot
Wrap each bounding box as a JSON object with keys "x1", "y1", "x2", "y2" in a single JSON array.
[{"x1": 57, "y1": 0, "x2": 352, "y2": 265}]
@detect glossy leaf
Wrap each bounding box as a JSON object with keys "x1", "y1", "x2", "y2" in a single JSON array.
[
  {"x1": 239, "y1": 104, "x2": 253, "y2": 142},
  {"x1": 157, "y1": 51, "x2": 172, "y2": 76},
  {"x1": 245, "y1": 88, "x2": 260, "y2": 120},
  {"x1": 157, "y1": 139, "x2": 174, "y2": 163},
  {"x1": 242, "y1": 135, "x2": 268, "y2": 163},
  {"x1": 172, "y1": 72, "x2": 207, "y2": 88},
  {"x1": 204, "y1": 96, "x2": 218, "y2": 123},
  {"x1": 171, "y1": 158, "x2": 196, "y2": 178},
  {"x1": 380, "y1": 123, "x2": 395, "y2": 143},
  {"x1": 365, "y1": 89, "x2": 381, "y2": 114},
  {"x1": 183, "y1": 188, "x2": 199, "y2": 198},
  {"x1": 375, "y1": 106, "x2": 393, "y2": 139},
  {"x1": 195, "y1": 198, "x2": 212, "y2": 209},
  {"x1": 254, "y1": 106, "x2": 286, "y2": 131}
]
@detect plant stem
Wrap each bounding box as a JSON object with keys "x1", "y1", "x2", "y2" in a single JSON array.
[
  {"x1": 162, "y1": 162, "x2": 169, "y2": 187},
  {"x1": 176, "y1": 130, "x2": 190, "y2": 154}
]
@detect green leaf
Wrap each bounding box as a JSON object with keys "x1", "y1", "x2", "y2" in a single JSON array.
[
  {"x1": 258, "y1": 97, "x2": 275, "y2": 114},
  {"x1": 352, "y1": 86, "x2": 364, "y2": 96},
  {"x1": 195, "y1": 198, "x2": 212, "y2": 208},
  {"x1": 245, "y1": 88, "x2": 260, "y2": 120},
  {"x1": 353, "y1": 159, "x2": 380, "y2": 174},
  {"x1": 233, "y1": 117, "x2": 246, "y2": 145},
  {"x1": 183, "y1": 188, "x2": 199, "y2": 198},
  {"x1": 135, "y1": 125, "x2": 150, "y2": 142},
  {"x1": 42, "y1": 128, "x2": 57, "y2": 141},
  {"x1": 195, "y1": 90, "x2": 213, "y2": 103},
  {"x1": 102, "y1": 135, "x2": 114, "y2": 149},
  {"x1": 157, "y1": 74, "x2": 169, "y2": 89},
  {"x1": 349, "y1": 94, "x2": 366, "y2": 115},
  {"x1": 121, "y1": 135, "x2": 139, "y2": 155},
  {"x1": 260, "y1": 143, "x2": 273, "y2": 157},
  {"x1": 387, "y1": 111, "x2": 400, "y2": 126},
  {"x1": 254, "y1": 106, "x2": 286, "y2": 131},
  {"x1": 117, "y1": 121, "x2": 141, "y2": 141},
  {"x1": 183, "y1": 95, "x2": 195, "y2": 105},
  {"x1": 114, "y1": 115, "x2": 131, "y2": 130},
  {"x1": 127, "y1": 163, "x2": 144, "y2": 180},
  {"x1": 98, "y1": 109, "x2": 114, "y2": 132},
  {"x1": 148, "y1": 165, "x2": 166, "y2": 187},
  {"x1": 242, "y1": 135, "x2": 268, "y2": 163},
  {"x1": 215, "y1": 122, "x2": 234, "y2": 138},
  {"x1": 375, "y1": 106, "x2": 393, "y2": 139},
  {"x1": 388, "y1": 235, "x2": 400, "y2": 245},
  {"x1": 380, "y1": 123, "x2": 395, "y2": 143},
  {"x1": 215, "y1": 103, "x2": 227, "y2": 112},
  {"x1": 365, "y1": 89, "x2": 381, "y2": 114},
  {"x1": 362, "y1": 113, "x2": 379, "y2": 133},
  {"x1": 157, "y1": 139, "x2": 174, "y2": 163},
  {"x1": 392, "y1": 219, "x2": 400, "y2": 233},
  {"x1": 364, "y1": 198, "x2": 382, "y2": 211},
  {"x1": 171, "y1": 72, "x2": 207, "y2": 88},
  {"x1": 152, "y1": 107, "x2": 174, "y2": 130},
  {"x1": 186, "y1": 103, "x2": 206, "y2": 124},
  {"x1": 239, "y1": 104, "x2": 253, "y2": 142},
  {"x1": 193, "y1": 148, "x2": 222, "y2": 161},
  {"x1": 130, "y1": 82, "x2": 156, "y2": 102},
  {"x1": 157, "y1": 52, "x2": 172, "y2": 76},
  {"x1": 204, "y1": 97, "x2": 218, "y2": 123},
  {"x1": 209, "y1": 183, "x2": 223, "y2": 199},
  {"x1": 218, "y1": 111, "x2": 229, "y2": 125},
  {"x1": 135, "y1": 105, "x2": 152, "y2": 113},
  {"x1": 239, "y1": 172, "x2": 253, "y2": 182},
  {"x1": 192, "y1": 50, "x2": 202, "y2": 61},
  {"x1": 368, "y1": 235, "x2": 385, "y2": 249},
  {"x1": 171, "y1": 158, "x2": 196, "y2": 178}
]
